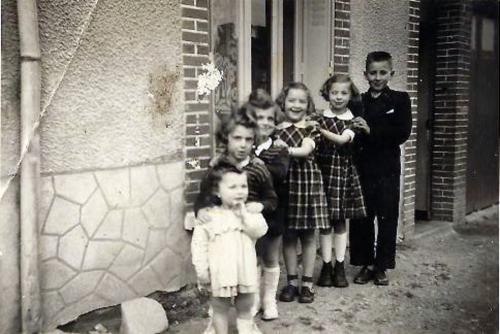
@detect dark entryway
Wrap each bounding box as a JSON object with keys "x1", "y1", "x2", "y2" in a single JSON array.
[
  {"x1": 466, "y1": 0, "x2": 499, "y2": 212},
  {"x1": 415, "y1": 0, "x2": 437, "y2": 220}
]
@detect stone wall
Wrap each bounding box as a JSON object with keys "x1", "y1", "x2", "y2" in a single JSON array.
[
  {"x1": 35, "y1": 0, "x2": 188, "y2": 329},
  {"x1": 1, "y1": 0, "x2": 190, "y2": 331},
  {"x1": 39, "y1": 162, "x2": 188, "y2": 329}
]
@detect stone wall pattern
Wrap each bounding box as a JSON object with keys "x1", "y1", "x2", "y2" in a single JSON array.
[{"x1": 39, "y1": 162, "x2": 188, "y2": 329}]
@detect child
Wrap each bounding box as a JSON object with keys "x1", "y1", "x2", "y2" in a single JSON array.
[
  {"x1": 191, "y1": 162, "x2": 268, "y2": 334},
  {"x1": 195, "y1": 109, "x2": 277, "y2": 218},
  {"x1": 245, "y1": 89, "x2": 290, "y2": 320},
  {"x1": 274, "y1": 82, "x2": 329, "y2": 304},
  {"x1": 315, "y1": 74, "x2": 367, "y2": 288},
  {"x1": 194, "y1": 109, "x2": 278, "y2": 332},
  {"x1": 349, "y1": 51, "x2": 412, "y2": 285}
]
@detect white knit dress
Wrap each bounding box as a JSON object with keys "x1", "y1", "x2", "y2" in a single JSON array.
[{"x1": 191, "y1": 207, "x2": 268, "y2": 297}]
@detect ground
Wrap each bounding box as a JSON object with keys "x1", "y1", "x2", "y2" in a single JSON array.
[{"x1": 58, "y1": 206, "x2": 498, "y2": 334}]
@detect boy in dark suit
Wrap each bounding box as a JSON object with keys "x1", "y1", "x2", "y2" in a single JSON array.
[{"x1": 349, "y1": 51, "x2": 412, "y2": 285}]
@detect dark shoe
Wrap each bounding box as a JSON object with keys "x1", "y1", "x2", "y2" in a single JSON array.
[
  {"x1": 332, "y1": 261, "x2": 349, "y2": 288},
  {"x1": 317, "y1": 262, "x2": 334, "y2": 287},
  {"x1": 353, "y1": 266, "x2": 374, "y2": 284},
  {"x1": 374, "y1": 269, "x2": 389, "y2": 286},
  {"x1": 298, "y1": 286, "x2": 314, "y2": 303},
  {"x1": 279, "y1": 284, "x2": 298, "y2": 302}
]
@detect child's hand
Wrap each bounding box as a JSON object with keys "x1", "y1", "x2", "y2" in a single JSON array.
[
  {"x1": 252, "y1": 157, "x2": 265, "y2": 166},
  {"x1": 273, "y1": 139, "x2": 289, "y2": 149},
  {"x1": 352, "y1": 117, "x2": 370, "y2": 135},
  {"x1": 305, "y1": 120, "x2": 319, "y2": 129},
  {"x1": 197, "y1": 208, "x2": 212, "y2": 224},
  {"x1": 232, "y1": 201, "x2": 246, "y2": 219},
  {"x1": 245, "y1": 202, "x2": 264, "y2": 214}
]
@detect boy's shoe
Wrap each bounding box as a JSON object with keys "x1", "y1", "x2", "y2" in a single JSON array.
[
  {"x1": 353, "y1": 266, "x2": 374, "y2": 284},
  {"x1": 316, "y1": 262, "x2": 334, "y2": 287},
  {"x1": 374, "y1": 269, "x2": 389, "y2": 286},
  {"x1": 298, "y1": 286, "x2": 315, "y2": 303},
  {"x1": 278, "y1": 284, "x2": 299, "y2": 302},
  {"x1": 332, "y1": 260, "x2": 349, "y2": 288}
]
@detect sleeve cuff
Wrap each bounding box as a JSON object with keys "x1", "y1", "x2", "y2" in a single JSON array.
[
  {"x1": 342, "y1": 129, "x2": 356, "y2": 142},
  {"x1": 302, "y1": 137, "x2": 316, "y2": 149}
]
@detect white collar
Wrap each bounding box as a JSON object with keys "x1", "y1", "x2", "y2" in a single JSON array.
[
  {"x1": 255, "y1": 138, "x2": 273, "y2": 156},
  {"x1": 323, "y1": 108, "x2": 354, "y2": 120},
  {"x1": 277, "y1": 119, "x2": 308, "y2": 129},
  {"x1": 236, "y1": 156, "x2": 251, "y2": 169}
]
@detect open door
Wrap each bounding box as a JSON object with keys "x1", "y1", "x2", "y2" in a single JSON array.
[{"x1": 294, "y1": 0, "x2": 333, "y2": 110}]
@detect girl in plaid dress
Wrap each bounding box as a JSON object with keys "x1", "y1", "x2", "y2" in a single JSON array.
[
  {"x1": 315, "y1": 74, "x2": 366, "y2": 288},
  {"x1": 274, "y1": 82, "x2": 329, "y2": 304}
]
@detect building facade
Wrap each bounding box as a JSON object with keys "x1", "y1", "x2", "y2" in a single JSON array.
[{"x1": 1, "y1": 0, "x2": 497, "y2": 332}]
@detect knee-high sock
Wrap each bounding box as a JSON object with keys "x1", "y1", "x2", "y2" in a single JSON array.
[
  {"x1": 319, "y1": 233, "x2": 333, "y2": 263},
  {"x1": 334, "y1": 232, "x2": 347, "y2": 262}
]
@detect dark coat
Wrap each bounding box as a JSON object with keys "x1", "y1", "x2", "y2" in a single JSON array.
[{"x1": 354, "y1": 87, "x2": 412, "y2": 177}]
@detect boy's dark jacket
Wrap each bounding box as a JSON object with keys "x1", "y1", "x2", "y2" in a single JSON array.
[{"x1": 351, "y1": 87, "x2": 412, "y2": 177}]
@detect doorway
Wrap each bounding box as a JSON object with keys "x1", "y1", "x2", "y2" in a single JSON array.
[
  {"x1": 211, "y1": 0, "x2": 333, "y2": 104},
  {"x1": 415, "y1": 0, "x2": 436, "y2": 220},
  {"x1": 466, "y1": 1, "x2": 499, "y2": 212}
]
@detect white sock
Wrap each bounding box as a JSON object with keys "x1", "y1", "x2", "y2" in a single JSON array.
[
  {"x1": 334, "y1": 232, "x2": 347, "y2": 262},
  {"x1": 319, "y1": 233, "x2": 333, "y2": 263}
]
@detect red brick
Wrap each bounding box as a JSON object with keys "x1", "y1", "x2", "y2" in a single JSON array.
[
  {"x1": 183, "y1": 20, "x2": 195, "y2": 30},
  {"x1": 186, "y1": 103, "x2": 210, "y2": 112},
  {"x1": 186, "y1": 124, "x2": 210, "y2": 136},
  {"x1": 183, "y1": 44, "x2": 195, "y2": 54},
  {"x1": 182, "y1": 31, "x2": 208, "y2": 44},
  {"x1": 184, "y1": 68, "x2": 196, "y2": 78},
  {"x1": 196, "y1": 0, "x2": 208, "y2": 8},
  {"x1": 182, "y1": 7, "x2": 208, "y2": 20},
  {"x1": 197, "y1": 21, "x2": 209, "y2": 32}
]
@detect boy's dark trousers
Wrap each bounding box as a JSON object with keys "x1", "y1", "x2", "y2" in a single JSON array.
[{"x1": 349, "y1": 172, "x2": 400, "y2": 270}]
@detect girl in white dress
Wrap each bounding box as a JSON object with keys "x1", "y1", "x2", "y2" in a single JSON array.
[{"x1": 191, "y1": 162, "x2": 268, "y2": 334}]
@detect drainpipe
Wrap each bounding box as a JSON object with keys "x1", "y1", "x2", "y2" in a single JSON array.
[{"x1": 17, "y1": 0, "x2": 42, "y2": 332}]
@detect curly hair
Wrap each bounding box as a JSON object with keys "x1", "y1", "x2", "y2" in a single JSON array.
[
  {"x1": 245, "y1": 88, "x2": 285, "y2": 124},
  {"x1": 320, "y1": 74, "x2": 361, "y2": 103},
  {"x1": 197, "y1": 161, "x2": 246, "y2": 207},
  {"x1": 216, "y1": 105, "x2": 258, "y2": 145},
  {"x1": 275, "y1": 82, "x2": 316, "y2": 117}
]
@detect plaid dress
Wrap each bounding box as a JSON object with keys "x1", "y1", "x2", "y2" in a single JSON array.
[
  {"x1": 275, "y1": 123, "x2": 329, "y2": 229},
  {"x1": 316, "y1": 110, "x2": 366, "y2": 220}
]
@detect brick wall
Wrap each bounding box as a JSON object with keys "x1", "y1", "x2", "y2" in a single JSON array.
[
  {"x1": 431, "y1": 0, "x2": 471, "y2": 222},
  {"x1": 401, "y1": 0, "x2": 420, "y2": 233},
  {"x1": 181, "y1": 0, "x2": 212, "y2": 207},
  {"x1": 333, "y1": 0, "x2": 351, "y2": 74}
]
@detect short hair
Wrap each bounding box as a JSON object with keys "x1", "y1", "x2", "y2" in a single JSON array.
[
  {"x1": 365, "y1": 51, "x2": 393, "y2": 70},
  {"x1": 216, "y1": 105, "x2": 258, "y2": 145},
  {"x1": 198, "y1": 161, "x2": 246, "y2": 207},
  {"x1": 320, "y1": 74, "x2": 361, "y2": 102},
  {"x1": 246, "y1": 89, "x2": 285, "y2": 124},
  {"x1": 275, "y1": 82, "x2": 316, "y2": 116}
]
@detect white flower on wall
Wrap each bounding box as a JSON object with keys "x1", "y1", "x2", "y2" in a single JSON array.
[{"x1": 197, "y1": 62, "x2": 223, "y2": 97}]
